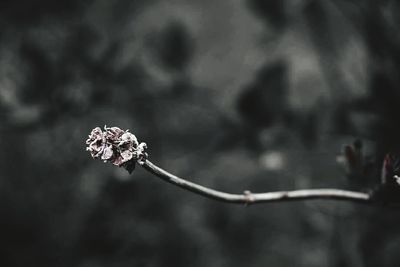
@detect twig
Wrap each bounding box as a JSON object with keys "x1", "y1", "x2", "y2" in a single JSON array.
[
  {"x1": 142, "y1": 160, "x2": 372, "y2": 205},
  {"x1": 85, "y1": 126, "x2": 372, "y2": 205}
]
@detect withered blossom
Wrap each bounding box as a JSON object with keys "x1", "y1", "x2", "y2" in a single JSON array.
[
  {"x1": 86, "y1": 126, "x2": 147, "y2": 173},
  {"x1": 86, "y1": 127, "x2": 105, "y2": 158}
]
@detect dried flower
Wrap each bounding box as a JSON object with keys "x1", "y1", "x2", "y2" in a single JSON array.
[
  {"x1": 86, "y1": 127, "x2": 106, "y2": 158},
  {"x1": 86, "y1": 126, "x2": 148, "y2": 173}
]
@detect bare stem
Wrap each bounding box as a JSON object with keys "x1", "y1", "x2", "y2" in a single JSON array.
[{"x1": 141, "y1": 160, "x2": 372, "y2": 205}]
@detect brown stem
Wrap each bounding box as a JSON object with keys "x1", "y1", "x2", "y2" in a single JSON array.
[{"x1": 141, "y1": 160, "x2": 372, "y2": 205}]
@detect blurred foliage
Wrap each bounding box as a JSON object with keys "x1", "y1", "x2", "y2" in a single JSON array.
[{"x1": 1, "y1": 0, "x2": 400, "y2": 266}]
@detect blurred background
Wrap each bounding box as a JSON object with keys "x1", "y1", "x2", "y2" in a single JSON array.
[{"x1": 1, "y1": 0, "x2": 400, "y2": 266}]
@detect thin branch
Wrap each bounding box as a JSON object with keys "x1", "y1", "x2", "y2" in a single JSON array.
[
  {"x1": 85, "y1": 126, "x2": 372, "y2": 205},
  {"x1": 141, "y1": 160, "x2": 372, "y2": 205}
]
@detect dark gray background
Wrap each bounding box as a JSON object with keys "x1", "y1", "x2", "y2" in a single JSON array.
[{"x1": 0, "y1": 0, "x2": 399, "y2": 266}]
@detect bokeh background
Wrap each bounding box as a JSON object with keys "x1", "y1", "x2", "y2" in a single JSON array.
[{"x1": 1, "y1": 0, "x2": 400, "y2": 266}]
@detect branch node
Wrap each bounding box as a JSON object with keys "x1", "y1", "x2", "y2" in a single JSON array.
[{"x1": 243, "y1": 190, "x2": 255, "y2": 205}]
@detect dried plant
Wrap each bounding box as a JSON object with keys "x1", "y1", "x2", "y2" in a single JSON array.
[
  {"x1": 86, "y1": 126, "x2": 400, "y2": 206},
  {"x1": 86, "y1": 126, "x2": 147, "y2": 174}
]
